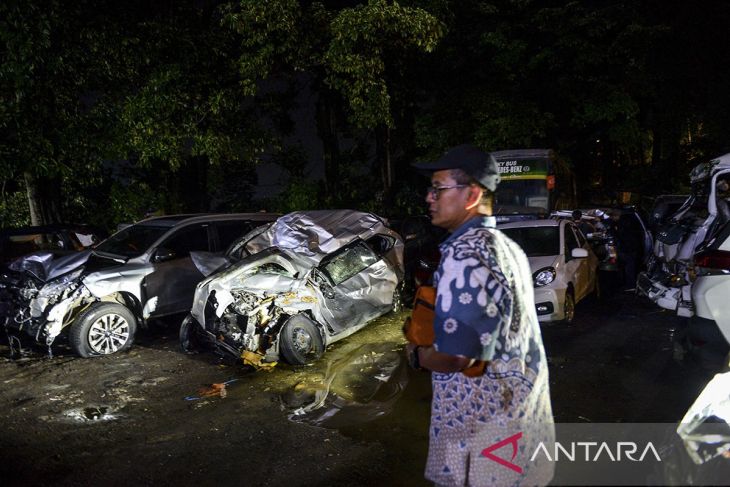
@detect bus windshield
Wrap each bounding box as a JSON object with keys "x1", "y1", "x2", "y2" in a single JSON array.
[{"x1": 494, "y1": 180, "x2": 550, "y2": 211}]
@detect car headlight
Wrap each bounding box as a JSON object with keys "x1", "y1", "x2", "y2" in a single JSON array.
[{"x1": 533, "y1": 267, "x2": 556, "y2": 287}]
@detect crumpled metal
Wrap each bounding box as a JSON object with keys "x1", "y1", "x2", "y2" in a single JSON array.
[{"x1": 245, "y1": 210, "x2": 402, "y2": 268}]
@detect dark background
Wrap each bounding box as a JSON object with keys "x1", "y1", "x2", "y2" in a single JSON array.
[{"x1": 2, "y1": 0, "x2": 729, "y2": 231}]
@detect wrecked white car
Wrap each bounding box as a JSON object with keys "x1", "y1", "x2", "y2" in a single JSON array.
[
  {"x1": 0, "y1": 213, "x2": 277, "y2": 358},
  {"x1": 180, "y1": 210, "x2": 404, "y2": 366},
  {"x1": 638, "y1": 153, "x2": 730, "y2": 317}
]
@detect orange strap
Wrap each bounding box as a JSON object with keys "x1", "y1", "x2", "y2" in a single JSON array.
[{"x1": 403, "y1": 286, "x2": 486, "y2": 377}]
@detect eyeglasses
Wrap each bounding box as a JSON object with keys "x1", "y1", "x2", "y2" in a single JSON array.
[{"x1": 426, "y1": 184, "x2": 469, "y2": 200}]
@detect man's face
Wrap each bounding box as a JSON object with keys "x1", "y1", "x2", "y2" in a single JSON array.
[{"x1": 426, "y1": 169, "x2": 471, "y2": 231}]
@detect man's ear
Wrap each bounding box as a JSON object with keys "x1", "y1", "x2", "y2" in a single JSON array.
[{"x1": 465, "y1": 185, "x2": 483, "y2": 210}]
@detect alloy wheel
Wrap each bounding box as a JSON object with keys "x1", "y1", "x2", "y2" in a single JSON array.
[{"x1": 88, "y1": 313, "x2": 131, "y2": 355}]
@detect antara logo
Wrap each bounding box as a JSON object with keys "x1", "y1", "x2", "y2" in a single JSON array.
[
  {"x1": 530, "y1": 441, "x2": 662, "y2": 462},
  {"x1": 480, "y1": 432, "x2": 524, "y2": 474},
  {"x1": 480, "y1": 433, "x2": 663, "y2": 473}
]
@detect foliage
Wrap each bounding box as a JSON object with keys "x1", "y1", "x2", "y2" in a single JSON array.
[
  {"x1": 224, "y1": 0, "x2": 445, "y2": 197},
  {"x1": 323, "y1": 0, "x2": 444, "y2": 128},
  {"x1": 117, "y1": 4, "x2": 276, "y2": 171},
  {"x1": 107, "y1": 180, "x2": 163, "y2": 228},
  {"x1": 0, "y1": 0, "x2": 124, "y2": 224},
  {"x1": 3, "y1": 0, "x2": 730, "y2": 229},
  {"x1": 411, "y1": 0, "x2": 668, "y2": 194},
  {"x1": 0, "y1": 188, "x2": 30, "y2": 228},
  {"x1": 268, "y1": 178, "x2": 324, "y2": 213}
]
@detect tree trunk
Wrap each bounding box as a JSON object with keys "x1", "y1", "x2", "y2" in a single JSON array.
[
  {"x1": 24, "y1": 172, "x2": 62, "y2": 226},
  {"x1": 315, "y1": 88, "x2": 341, "y2": 198}
]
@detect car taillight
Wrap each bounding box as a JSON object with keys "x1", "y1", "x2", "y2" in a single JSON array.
[{"x1": 694, "y1": 249, "x2": 730, "y2": 271}]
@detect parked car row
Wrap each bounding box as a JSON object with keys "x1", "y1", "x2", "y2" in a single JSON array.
[
  {"x1": 1, "y1": 210, "x2": 405, "y2": 367},
  {"x1": 392, "y1": 214, "x2": 601, "y2": 325},
  {"x1": 0, "y1": 213, "x2": 279, "y2": 357}
]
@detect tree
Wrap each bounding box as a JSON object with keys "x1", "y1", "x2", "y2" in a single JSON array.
[
  {"x1": 0, "y1": 0, "x2": 117, "y2": 225},
  {"x1": 412, "y1": 0, "x2": 666, "y2": 197},
  {"x1": 223, "y1": 0, "x2": 444, "y2": 202}
]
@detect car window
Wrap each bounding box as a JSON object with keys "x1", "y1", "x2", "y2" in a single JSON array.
[
  {"x1": 159, "y1": 224, "x2": 210, "y2": 258},
  {"x1": 321, "y1": 241, "x2": 379, "y2": 285},
  {"x1": 97, "y1": 225, "x2": 169, "y2": 257},
  {"x1": 365, "y1": 235, "x2": 394, "y2": 257},
  {"x1": 226, "y1": 223, "x2": 272, "y2": 261},
  {"x1": 564, "y1": 225, "x2": 580, "y2": 255},
  {"x1": 215, "y1": 221, "x2": 255, "y2": 251},
  {"x1": 500, "y1": 227, "x2": 560, "y2": 257}
]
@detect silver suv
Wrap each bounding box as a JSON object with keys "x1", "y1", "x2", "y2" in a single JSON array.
[{"x1": 1, "y1": 213, "x2": 277, "y2": 357}]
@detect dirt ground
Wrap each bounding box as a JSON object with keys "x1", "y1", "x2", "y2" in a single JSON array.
[
  {"x1": 0, "y1": 291, "x2": 717, "y2": 486},
  {"x1": 0, "y1": 311, "x2": 433, "y2": 487}
]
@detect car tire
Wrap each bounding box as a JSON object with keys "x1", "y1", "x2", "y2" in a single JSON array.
[
  {"x1": 179, "y1": 315, "x2": 201, "y2": 353},
  {"x1": 562, "y1": 289, "x2": 576, "y2": 325},
  {"x1": 69, "y1": 302, "x2": 137, "y2": 357},
  {"x1": 279, "y1": 315, "x2": 324, "y2": 366}
]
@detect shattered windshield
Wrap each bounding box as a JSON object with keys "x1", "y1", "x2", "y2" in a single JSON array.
[
  {"x1": 322, "y1": 242, "x2": 378, "y2": 285},
  {"x1": 501, "y1": 226, "x2": 560, "y2": 257},
  {"x1": 95, "y1": 225, "x2": 169, "y2": 258}
]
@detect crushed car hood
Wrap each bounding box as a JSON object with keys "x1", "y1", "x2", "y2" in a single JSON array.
[{"x1": 8, "y1": 251, "x2": 92, "y2": 282}]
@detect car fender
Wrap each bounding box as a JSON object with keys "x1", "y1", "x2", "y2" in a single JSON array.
[
  {"x1": 82, "y1": 264, "x2": 151, "y2": 302},
  {"x1": 703, "y1": 279, "x2": 730, "y2": 345}
]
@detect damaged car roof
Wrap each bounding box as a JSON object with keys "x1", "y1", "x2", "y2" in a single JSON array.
[{"x1": 245, "y1": 210, "x2": 394, "y2": 265}]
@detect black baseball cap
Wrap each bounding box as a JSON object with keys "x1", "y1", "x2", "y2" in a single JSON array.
[{"x1": 412, "y1": 144, "x2": 501, "y2": 191}]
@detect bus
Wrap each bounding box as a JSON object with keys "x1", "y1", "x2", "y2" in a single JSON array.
[{"x1": 492, "y1": 149, "x2": 558, "y2": 221}]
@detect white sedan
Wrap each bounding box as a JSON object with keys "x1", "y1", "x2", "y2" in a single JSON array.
[{"x1": 498, "y1": 219, "x2": 599, "y2": 323}]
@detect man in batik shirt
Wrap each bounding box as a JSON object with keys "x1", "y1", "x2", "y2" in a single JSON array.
[{"x1": 409, "y1": 144, "x2": 555, "y2": 486}]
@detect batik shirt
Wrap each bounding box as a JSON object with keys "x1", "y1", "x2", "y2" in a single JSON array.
[{"x1": 426, "y1": 216, "x2": 555, "y2": 486}]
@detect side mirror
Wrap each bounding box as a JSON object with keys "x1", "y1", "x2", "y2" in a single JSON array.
[
  {"x1": 571, "y1": 248, "x2": 589, "y2": 259},
  {"x1": 153, "y1": 247, "x2": 176, "y2": 263}
]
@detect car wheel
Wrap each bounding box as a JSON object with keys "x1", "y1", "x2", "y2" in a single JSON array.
[
  {"x1": 279, "y1": 315, "x2": 324, "y2": 365},
  {"x1": 179, "y1": 315, "x2": 201, "y2": 353},
  {"x1": 69, "y1": 303, "x2": 137, "y2": 357},
  {"x1": 562, "y1": 290, "x2": 576, "y2": 325}
]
